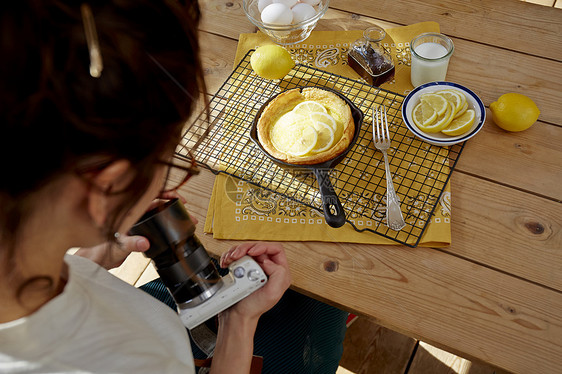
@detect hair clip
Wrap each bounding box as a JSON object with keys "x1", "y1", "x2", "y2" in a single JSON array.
[{"x1": 81, "y1": 3, "x2": 103, "y2": 78}]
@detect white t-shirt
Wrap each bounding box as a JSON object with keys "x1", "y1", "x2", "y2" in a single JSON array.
[{"x1": 0, "y1": 254, "x2": 195, "y2": 373}]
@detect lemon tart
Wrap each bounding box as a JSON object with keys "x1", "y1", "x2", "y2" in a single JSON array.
[{"x1": 257, "y1": 87, "x2": 355, "y2": 164}]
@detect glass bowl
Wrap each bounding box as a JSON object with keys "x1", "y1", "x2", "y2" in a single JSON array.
[{"x1": 243, "y1": 0, "x2": 330, "y2": 45}]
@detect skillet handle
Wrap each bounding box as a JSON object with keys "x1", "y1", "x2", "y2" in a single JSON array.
[{"x1": 314, "y1": 169, "x2": 346, "y2": 228}]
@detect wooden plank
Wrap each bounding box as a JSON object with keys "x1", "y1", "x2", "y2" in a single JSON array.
[
  {"x1": 409, "y1": 342, "x2": 481, "y2": 374},
  {"x1": 331, "y1": 0, "x2": 562, "y2": 61},
  {"x1": 134, "y1": 262, "x2": 159, "y2": 287},
  {"x1": 108, "y1": 252, "x2": 151, "y2": 286},
  {"x1": 198, "y1": 31, "x2": 239, "y2": 94},
  {"x1": 179, "y1": 170, "x2": 562, "y2": 374},
  {"x1": 408, "y1": 342, "x2": 512, "y2": 374},
  {"x1": 199, "y1": 0, "x2": 253, "y2": 39},
  {"x1": 445, "y1": 172, "x2": 562, "y2": 291},
  {"x1": 339, "y1": 317, "x2": 417, "y2": 374},
  {"x1": 520, "y1": 0, "x2": 555, "y2": 6},
  {"x1": 456, "y1": 116, "x2": 562, "y2": 201}
]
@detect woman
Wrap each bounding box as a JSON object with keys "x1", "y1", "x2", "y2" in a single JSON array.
[{"x1": 0, "y1": 1, "x2": 291, "y2": 372}]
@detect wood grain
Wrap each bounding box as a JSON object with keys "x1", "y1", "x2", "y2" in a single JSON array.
[
  {"x1": 339, "y1": 318, "x2": 417, "y2": 374},
  {"x1": 456, "y1": 117, "x2": 562, "y2": 201},
  {"x1": 408, "y1": 342, "x2": 512, "y2": 374},
  {"x1": 331, "y1": 0, "x2": 562, "y2": 61},
  {"x1": 446, "y1": 172, "x2": 562, "y2": 290}
]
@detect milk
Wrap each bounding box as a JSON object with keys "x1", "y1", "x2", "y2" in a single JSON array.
[{"x1": 410, "y1": 41, "x2": 452, "y2": 87}]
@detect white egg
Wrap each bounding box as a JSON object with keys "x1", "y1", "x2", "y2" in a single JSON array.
[
  {"x1": 300, "y1": 0, "x2": 321, "y2": 6},
  {"x1": 291, "y1": 3, "x2": 317, "y2": 23},
  {"x1": 273, "y1": 0, "x2": 298, "y2": 8},
  {"x1": 261, "y1": 3, "x2": 293, "y2": 25},
  {"x1": 258, "y1": 0, "x2": 273, "y2": 13}
]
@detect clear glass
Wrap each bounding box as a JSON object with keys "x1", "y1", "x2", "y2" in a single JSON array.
[
  {"x1": 243, "y1": 0, "x2": 330, "y2": 45},
  {"x1": 410, "y1": 32, "x2": 454, "y2": 87},
  {"x1": 348, "y1": 26, "x2": 395, "y2": 86}
]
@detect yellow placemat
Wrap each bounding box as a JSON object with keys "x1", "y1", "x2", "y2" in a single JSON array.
[
  {"x1": 205, "y1": 174, "x2": 451, "y2": 246},
  {"x1": 204, "y1": 22, "x2": 452, "y2": 247}
]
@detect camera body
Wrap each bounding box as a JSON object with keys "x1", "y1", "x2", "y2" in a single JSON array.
[
  {"x1": 178, "y1": 255, "x2": 267, "y2": 329},
  {"x1": 129, "y1": 199, "x2": 267, "y2": 329}
]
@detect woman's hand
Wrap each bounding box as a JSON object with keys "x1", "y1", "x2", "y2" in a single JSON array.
[
  {"x1": 219, "y1": 242, "x2": 291, "y2": 322},
  {"x1": 73, "y1": 234, "x2": 150, "y2": 270},
  {"x1": 211, "y1": 242, "x2": 291, "y2": 374}
]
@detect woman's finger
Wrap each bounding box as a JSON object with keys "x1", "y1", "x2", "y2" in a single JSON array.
[
  {"x1": 116, "y1": 234, "x2": 150, "y2": 253},
  {"x1": 221, "y1": 243, "x2": 290, "y2": 280}
]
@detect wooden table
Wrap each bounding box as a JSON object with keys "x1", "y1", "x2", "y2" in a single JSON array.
[{"x1": 179, "y1": 1, "x2": 562, "y2": 373}]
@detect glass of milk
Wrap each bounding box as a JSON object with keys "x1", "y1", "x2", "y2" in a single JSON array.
[{"x1": 410, "y1": 33, "x2": 454, "y2": 87}]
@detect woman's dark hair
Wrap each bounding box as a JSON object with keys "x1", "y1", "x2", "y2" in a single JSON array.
[{"x1": 0, "y1": 0, "x2": 206, "y2": 297}]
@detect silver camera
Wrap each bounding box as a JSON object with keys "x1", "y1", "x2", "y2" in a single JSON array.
[{"x1": 129, "y1": 199, "x2": 267, "y2": 329}]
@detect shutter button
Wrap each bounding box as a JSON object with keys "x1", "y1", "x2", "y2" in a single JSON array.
[{"x1": 233, "y1": 267, "x2": 245, "y2": 278}]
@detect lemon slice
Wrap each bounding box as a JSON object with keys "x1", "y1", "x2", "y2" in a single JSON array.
[
  {"x1": 271, "y1": 123, "x2": 318, "y2": 156},
  {"x1": 412, "y1": 101, "x2": 437, "y2": 128},
  {"x1": 436, "y1": 90, "x2": 461, "y2": 115},
  {"x1": 442, "y1": 109, "x2": 476, "y2": 136},
  {"x1": 310, "y1": 121, "x2": 335, "y2": 153},
  {"x1": 439, "y1": 89, "x2": 467, "y2": 109},
  {"x1": 286, "y1": 125, "x2": 318, "y2": 156},
  {"x1": 420, "y1": 93, "x2": 448, "y2": 116},
  {"x1": 453, "y1": 101, "x2": 468, "y2": 119},
  {"x1": 303, "y1": 111, "x2": 337, "y2": 131},
  {"x1": 293, "y1": 101, "x2": 327, "y2": 115},
  {"x1": 275, "y1": 111, "x2": 303, "y2": 128},
  {"x1": 416, "y1": 102, "x2": 454, "y2": 133}
]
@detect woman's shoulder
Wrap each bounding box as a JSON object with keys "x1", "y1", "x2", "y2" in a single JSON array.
[{"x1": 0, "y1": 255, "x2": 196, "y2": 374}]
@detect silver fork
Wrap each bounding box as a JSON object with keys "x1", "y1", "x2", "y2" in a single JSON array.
[{"x1": 373, "y1": 105, "x2": 406, "y2": 231}]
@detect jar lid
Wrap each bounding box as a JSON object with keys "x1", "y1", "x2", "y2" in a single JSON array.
[{"x1": 363, "y1": 26, "x2": 386, "y2": 43}]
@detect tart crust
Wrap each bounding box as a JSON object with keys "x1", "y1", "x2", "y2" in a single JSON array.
[{"x1": 256, "y1": 87, "x2": 355, "y2": 165}]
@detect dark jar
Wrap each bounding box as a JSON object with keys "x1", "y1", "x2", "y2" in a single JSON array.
[{"x1": 348, "y1": 26, "x2": 395, "y2": 86}]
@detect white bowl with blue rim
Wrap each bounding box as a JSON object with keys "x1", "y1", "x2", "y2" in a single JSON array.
[{"x1": 401, "y1": 81, "x2": 486, "y2": 146}]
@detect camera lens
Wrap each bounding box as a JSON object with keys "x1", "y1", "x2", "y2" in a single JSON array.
[{"x1": 129, "y1": 199, "x2": 223, "y2": 308}]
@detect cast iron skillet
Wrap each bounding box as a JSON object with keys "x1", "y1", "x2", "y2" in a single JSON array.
[{"x1": 249, "y1": 86, "x2": 364, "y2": 228}]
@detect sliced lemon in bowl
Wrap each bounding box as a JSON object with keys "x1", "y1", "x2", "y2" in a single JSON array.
[
  {"x1": 420, "y1": 93, "x2": 448, "y2": 116},
  {"x1": 453, "y1": 101, "x2": 468, "y2": 119},
  {"x1": 416, "y1": 102, "x2": 455, "y2": 133},
  {"x1": 436, "y1": 90, "x2": 461, "y2": 115},
  {"x1": 441, "y1": 109, "x2": 476, "y2": 136},
  {"x1": 293, "y1": 101, "x2": 327, "y2": 115},
  {"x1": 439, "y1": 89, "x2": 467, "y2": 109},
  {"x1": 412, "y1": 101, "x2": 437, "y2": 128}
]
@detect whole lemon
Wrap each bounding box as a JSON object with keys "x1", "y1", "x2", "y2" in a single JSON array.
[
  {"x1": 250, "y1": 45, "x2": 295, "y2": 80},
  {"x1": 489, "y1": 93, "x2": 540, "y2": 132}
]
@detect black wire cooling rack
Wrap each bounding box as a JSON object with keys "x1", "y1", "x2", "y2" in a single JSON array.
[{"x1": 177, "y1": 49, "x2": 464, "y2": 247}]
